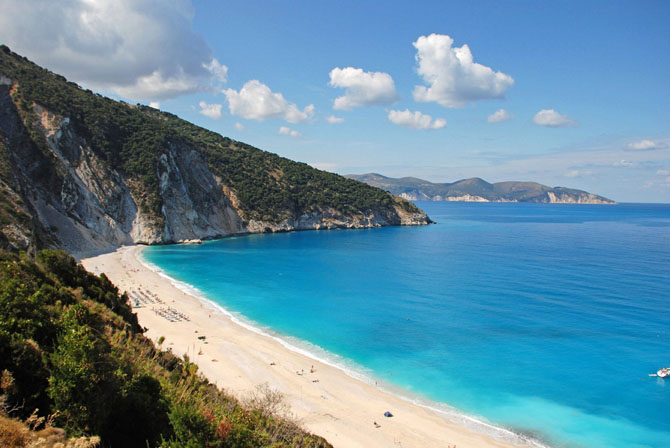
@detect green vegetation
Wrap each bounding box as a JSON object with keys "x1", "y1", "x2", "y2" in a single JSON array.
[
  {"x1": 0, "y1": 45, "x2": 421, "y2": 225},
  {"x1": 0, "y1": 249, "x2": 331, "y2": 447}
]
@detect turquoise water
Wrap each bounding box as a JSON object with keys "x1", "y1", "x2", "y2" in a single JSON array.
[{"x1": 143, "y1": 202, "x2": 670, "y2": 448}]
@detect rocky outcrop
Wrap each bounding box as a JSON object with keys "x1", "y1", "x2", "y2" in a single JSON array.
[{"x1": 546, "y1": 191, "x2": 613, "y2": 204}]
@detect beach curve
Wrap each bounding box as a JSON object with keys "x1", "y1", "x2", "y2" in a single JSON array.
[{"x1": 81, "y1": 245, "x2": 540, "y2": 448}]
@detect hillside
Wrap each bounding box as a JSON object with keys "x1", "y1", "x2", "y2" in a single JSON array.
[
  {"x1": 0, "y1": 46, "x2": 429, "y2": 254},
  {"x1": 347, "y1": 173, "x2": 616, "y2": 204},
  {"x1": 0, "y1": 249, "x2": 331, "y2": 447}
]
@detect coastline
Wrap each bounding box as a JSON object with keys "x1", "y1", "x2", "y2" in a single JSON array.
[{"x1": 81, "y1": 245, "x2": 538, "y2": 448}]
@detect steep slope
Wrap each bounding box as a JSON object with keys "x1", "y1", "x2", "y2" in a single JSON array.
[
  {"x1": 0, "y1": 47, "x2": 429, "y2": 254},
  {"x1": 348, "y1": 173, "x2": 616, "y2": 204},
  {"x1": 0, "y1": 249, "x2": 332, "y2": 447}
]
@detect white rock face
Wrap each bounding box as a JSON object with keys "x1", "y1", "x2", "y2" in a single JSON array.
[
  {"x1": 445, "y1": 194, "x2": 490, "y2": 202},
  {"x1": 399, "y1": 191, "x2": 432, "y2": 201},
  {"x1": 546, "y1": 192, "x2": 613, "y2": 204},
  {"x1": 7, "y1": 103, "x2": 247, "y2": 254}
]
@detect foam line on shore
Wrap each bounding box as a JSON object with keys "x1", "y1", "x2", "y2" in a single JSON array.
[{"x1": 137, "y1": 247, "x2": 548, "y2": 448}]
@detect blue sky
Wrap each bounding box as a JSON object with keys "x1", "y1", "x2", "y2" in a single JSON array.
[{"x1": 1, "y1": 0, "x2": 668, "y2": 202}]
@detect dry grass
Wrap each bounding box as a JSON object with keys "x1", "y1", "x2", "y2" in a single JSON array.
[
  {"x1": 0, "y1": 414, "x2": 29, "y2": 448},
  {"x1": 0, "y1": 414, "x2": 100, "y2": 448}
]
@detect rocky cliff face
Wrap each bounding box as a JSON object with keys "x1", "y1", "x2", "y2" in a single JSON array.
[
  {"x1": 546, "y1": 191, "x2": 613, "y2": 204},
  {"x1": 0, "y1": 54, "x2": 429, "y2": 255}
]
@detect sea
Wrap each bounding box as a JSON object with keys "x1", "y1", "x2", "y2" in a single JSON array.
[{"x1": 142, "y1": 202, "x2": 670, "y2": 448}]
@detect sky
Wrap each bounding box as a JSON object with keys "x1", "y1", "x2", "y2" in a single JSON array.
[{"x1": 0, "y1": 0, "x2": 668, "y2": 202}]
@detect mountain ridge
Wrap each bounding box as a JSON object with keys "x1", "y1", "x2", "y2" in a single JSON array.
[
  {"x1": 0, "y1": 46, "x2": 430, "y2": 254},
  {"x1": 347, "y1": 173, "x2": 616, "y2": 204}
]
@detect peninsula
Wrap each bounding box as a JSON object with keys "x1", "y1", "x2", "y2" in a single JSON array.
[
  {"x1": 0, "y1": 46, "x2": 429, "y2": 256},
  {"x1": 347, "y1": 173, "x2": 616, "y2": 204}
]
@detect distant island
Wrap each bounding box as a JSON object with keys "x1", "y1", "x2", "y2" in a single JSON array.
[{"x1": 346, "y1": 173, "x2": 616, "y2": 204}]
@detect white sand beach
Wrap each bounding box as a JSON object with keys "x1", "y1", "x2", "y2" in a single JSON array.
[{"x1": 81, "y1": 245, "x2": 529, "y2": 448}]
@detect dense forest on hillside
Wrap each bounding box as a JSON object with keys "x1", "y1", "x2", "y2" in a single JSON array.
[
  {"x1": 0, "y1": 45, "x2": 419, "y2": 226},
  {"x1": 0, "y1": 249, "x2": 331, "y2": 447}
]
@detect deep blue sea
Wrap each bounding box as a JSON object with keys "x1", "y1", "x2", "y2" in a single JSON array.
[{"x1": 143, "y1": 202, "x2": 670, "y2": 448}]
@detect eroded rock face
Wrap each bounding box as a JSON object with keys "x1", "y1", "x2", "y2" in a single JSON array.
[
  {"x1": 546, "y1": 191, "x2": 613, "y2": 204},
  {"x1": 0, "y1": 86, "x2": 246, "y2": 254},
  {"x1": 31, "y1": 103, "x2": 250, "y2": 253},
  {"x1": 0, "y1": 88, "x2": 429, "y2": 254},
  {"x1": 153, "y1": 144, "x2": 246, "y2": 243}
]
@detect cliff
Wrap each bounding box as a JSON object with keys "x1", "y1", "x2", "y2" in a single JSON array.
[
  {"x1": 347, "y1": 173, "x2": 616, "y2": 204},
  {"x1": 0, "y1": 47, "x2": 429, "y2": 254}
]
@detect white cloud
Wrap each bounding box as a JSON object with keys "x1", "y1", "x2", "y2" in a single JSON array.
[
  {"x1": 149, "y1": 101, "x2": 160, "y2": 109},
  {"x1": 329, "y1": 67, "x2": 397, "y2": 110},
  {"x1": 628, "y1": 139, "x2": 657, "y2": 150},
  {"x1": 234, "y1": 122, "x2": 244, "y2": 131},
  {"x1": 488, "y1": 108, "x2": 513, "y2": 123},
  {"x1": 224, "y1": 80, "x2": 314, "y2": 123},
  {"x1": 613, "y1": 159, "x2": 636, "y2": 167},
  {"x1": 565, "y1": 169, "x2": 593, "y2": 178},
  {"x1": 203, "y1": 58, "x2": 228, "y2": 82},
  {"x1": 326, "y1": 115, "x2": 344, "y2": 124},
  {"x1": 198, "y1": 101, "x2": 222, "y2": 119},
  {"x1": 656, "y1": 169, "x2": 670, "y2": 176},
  {"x1": 0, "y1": 0, "x2": 227, "y2": 100},
  {"x1": 412, "y1": 34, "x2": 514, "y2": 108},
  {"x1": 309, "y1": 162, "x2": 337, "y2": 171},
  {"x1": 279, "y1": 126, "x2": 301, "y2": 137},
  {"x1": 533, "y1": 109, "x2": 578, "y2": 127},
  {"x1": 388, "y1": 109, "x2": 446, "y2": 130}
]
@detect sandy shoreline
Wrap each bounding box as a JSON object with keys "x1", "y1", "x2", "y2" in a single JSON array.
[{"x1": 81, "y1": 245, "x2": 532, "y2": 448}]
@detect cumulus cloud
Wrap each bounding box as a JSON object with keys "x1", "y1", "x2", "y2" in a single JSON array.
[
  {"x1": 487, "y1": 108, "x2": 513, "y2": 123},
  {"x1": 234, "y1": 122, "x2": 244, "y2": 131},
  {"x1": 628, "y1": 139, "x2": 658, "y2": 150},
  {"x1": 412, "y1": 34, "x2": 514, "y2": 108},
  {"x1": 329, "y1": 67, "x2": 397, "y2": 110},
  {"x1": 388, "y1": 109, "x2": 446, "y2": 130},
  {"x1": 0, "y1": 0, "x2": 227, "y2": 100},
  {"x1": 198, "y1": 101, "x2": 222, "y2": 119},
  {"x1": 326, "y1": 115, "x2": 344, "y2": 124},
  {"x1": 533, "y1": 109, "x2": 578, "y2": 127},
  {"x1": 203, "y1": 58, "x2": 228, "y2": 82},
  {"x1": 279, "y1": 126, "x2": 301, "y2": 137},
  {"x1": 224, "y1": 80, "x2": 314, "y2": 123}
]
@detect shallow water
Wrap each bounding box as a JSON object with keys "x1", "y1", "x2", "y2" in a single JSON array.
[{"x1": 144, "y1": 202, "x2": 670, "y2": 447}]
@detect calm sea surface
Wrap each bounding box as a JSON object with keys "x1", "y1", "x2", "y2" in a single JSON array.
[{"x1": 143, "y1": 202, "x2": 670, "y2": 448}]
